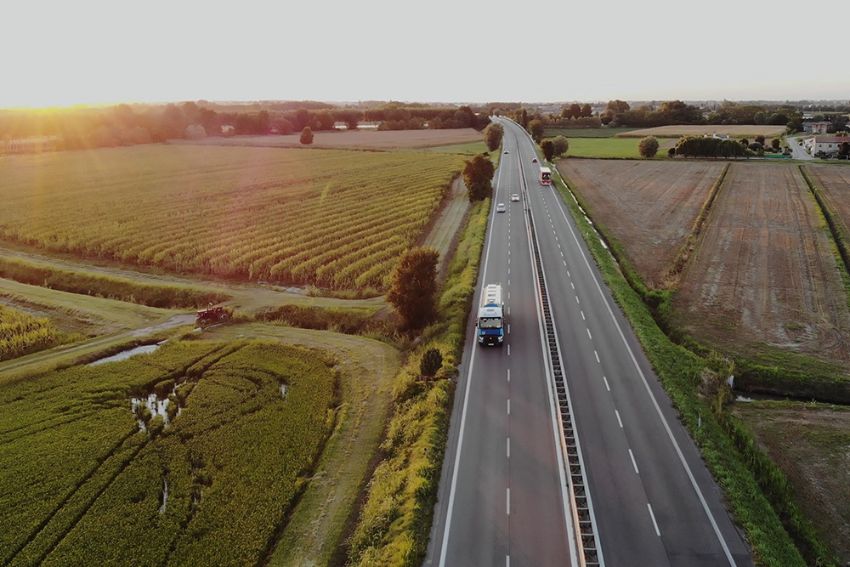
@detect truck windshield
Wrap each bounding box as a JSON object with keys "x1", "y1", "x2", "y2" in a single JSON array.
[{"x1": 479, "y1": 317, "x2": 503, "y2": 329}]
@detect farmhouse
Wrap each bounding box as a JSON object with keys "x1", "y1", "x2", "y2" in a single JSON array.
[{"x1": 804, "y1": 135, "x2": 850, "y2": 156}]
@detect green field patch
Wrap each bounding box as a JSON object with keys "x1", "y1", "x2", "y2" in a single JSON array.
[
  {"x1": 1, "y1": 339, "x2": 338, "y2": 566},
  {"x1": 544, "y1": 127, "x2": 637, "y2": 138}
]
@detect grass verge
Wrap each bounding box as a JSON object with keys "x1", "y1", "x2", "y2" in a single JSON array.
[
  {"x1": 346, "y1": 199, "x2": 489, "y2": 566},
  {"x1": 553, "y1": 167, "x2": 831, "y2": 566},
  {"x1": 0, "y1": 255, "x2": 228, "y2": 308}
]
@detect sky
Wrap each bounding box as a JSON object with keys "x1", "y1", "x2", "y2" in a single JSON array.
[{"x1": 3, "y1": 0, "x2": 848, "y2": 108}]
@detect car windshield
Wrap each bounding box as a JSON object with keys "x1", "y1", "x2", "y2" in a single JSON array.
[{"x1": 479, "y1": 317, "x2": 502, "y2": 329}]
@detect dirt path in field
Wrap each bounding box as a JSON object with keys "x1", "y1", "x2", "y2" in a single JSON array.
[
  {"x1": 0, "y1": 245, "x2": 386, "y2": 316},
  {"x1": 421, "y1": 176, "x2": 470, "y2": 277},
  {"x1": 673, "y1": 162, "x2": 850, "y2": 366},
  {"x1": 0, "y1": 313, "x2": 194, "y2": 382}
]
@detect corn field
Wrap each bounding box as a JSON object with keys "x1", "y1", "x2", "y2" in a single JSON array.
[{"x1": 0, "y1": 145, "x2": 464, "y2": 291}]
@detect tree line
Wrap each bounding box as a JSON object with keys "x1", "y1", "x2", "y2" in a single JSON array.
[{"x1": 0, "y1": 102, "x2": 490, "y2": 151}]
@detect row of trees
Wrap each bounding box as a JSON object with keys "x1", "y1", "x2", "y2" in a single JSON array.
[
  {"x1": 1, "y1": 102, "x2": 491, "y2": 152},
  {"x1": 674, "y1": 136, "x2": 751, "y2": 158}
]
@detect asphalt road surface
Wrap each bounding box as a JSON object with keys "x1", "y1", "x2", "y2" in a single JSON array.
[{"x1": 427, "y1": 119, "x2": 753, "y2": 567}]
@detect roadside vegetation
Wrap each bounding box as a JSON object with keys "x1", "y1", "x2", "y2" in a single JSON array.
[
  {"x1": 1, "y1": 340, "x2": 338, "y2": 567},
  {"x1": 348, "y1": 199, "x2": 489, "y2": 565}
]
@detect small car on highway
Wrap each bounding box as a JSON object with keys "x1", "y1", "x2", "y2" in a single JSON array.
[
  {"x1": 511, "y1": 194, "x2": 520, "y2": 202},
  {"x1": 503, "y1": 150, "x2": 510, "y2": 154},
  {"x1": 531, "y1": 157, "x2": 538, "y2": 163},
  {"x1": 496, "y1": 203, "x2": 506, "y2": 213}
]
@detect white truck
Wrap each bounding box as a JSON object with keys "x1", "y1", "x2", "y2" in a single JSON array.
[{"x1": 476, "y1": 284, "x2": 505, "y2": 347}]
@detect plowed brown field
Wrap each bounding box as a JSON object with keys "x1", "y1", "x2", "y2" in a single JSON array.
[
  {"x1": 805, "y1": 165, "x2": 850, "y2": 240},
  {"x1": 673, "y1": 163, "x2": 850, "y2": 365},
  {"x1": 557, "y1": 159, "x2": 726, "y2": 287}
]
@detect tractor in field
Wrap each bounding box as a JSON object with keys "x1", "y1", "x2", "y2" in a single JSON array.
[{"x1": 196, "y1": 305, "x2": 230, "y2": 327}]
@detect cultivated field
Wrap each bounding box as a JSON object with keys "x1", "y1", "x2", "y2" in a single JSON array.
[
  {"x1": 557, "y1": 159, "x2": 726, "y2": 287},
  {"x1": 0, "y1": 340, "x2": 337, "y2": 567},
  {"x1": 175, "y1": 128, "x2": 482, "y2": 150},
  {"x1": 0, "y1": 304, "x2": 58, "y2": 361},
  {"x1": 735, "y1": 401, "x2": 850, "y2": 564},
  {"x1": 673, "y1": 163, "x2": 850, "y2": 366},
  {"x1": 0, "y1": 145, "x2": 463, "y2": 292},
  {"x1": 805, "y1": 165, "x2": 850, "y2": 242},
  {"x1": 618, "y1": 125, "x2": 786, "y2": 138}
]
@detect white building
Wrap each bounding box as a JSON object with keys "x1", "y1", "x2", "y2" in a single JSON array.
[{"x1": 804, "y1": 135, "x2": 850, "y2": 156}]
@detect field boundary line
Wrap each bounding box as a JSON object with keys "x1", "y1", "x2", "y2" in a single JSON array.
[
  {"x1": 800, "y1": 165, "x2": 850, "y2": 285},
  {"x1": 663, "y1": 162, "x2": 730, "y2": 289}
]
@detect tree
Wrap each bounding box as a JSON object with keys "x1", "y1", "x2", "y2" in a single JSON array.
[
  {"x1": 540, "y1": 139, "x2": 555, "y2": 161},
  {"x1": 638, "y1": 136, "x2": 659, "y2": 158},
  {"x1": 388, "y1": 247, "x2": 439, "y2": 330},
  {"x1": 300, "y1": 126, "x2": 313, "y2": 145},
  {"x1": 552, "y1": 136, "x2": 569, "y2": 158},
  {"x1": 667, "y1": 147, "x2": 676, "y2": 158},
  {"x1": 528, "y1": 119, "x2": 545, "y2": 143},
  {"x1": 484, "y1": 123, "x2": 504, "y2": 152},
  {"x1": 740, "y1": 138, "x2": 749, "y2": 147},
  {"x1": 606, "y1": 99, "x2": 630, "y2": 114},
  {"x1": 580, "y1": 103, "x2": 593, "y2": 117},
  {"x1": 754, "y1": 134, "x2": 766, "y2": 146},
  {"x1": 520, "y1": 109, "x2": 529, "y2": 128},
  {"x1": 771, "y1": 138, "x2": 781, "y2": 151},
  {"x1": 463, "y1": 154, "x2": 495, "y2": 201},
  {"x1": 420, "y1": 348, "x2": 443, "y2": 378},
  {"x1": 840, "y1": 142, "x2": 850, "y2": 157}
]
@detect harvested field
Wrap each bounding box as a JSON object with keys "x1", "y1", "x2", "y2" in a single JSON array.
[
  {"x1": 557, "y1": 159, "x2": 726, "y2": 287},
  {"x1": 673, "y1": 163, "x2": 850, "y2": 367},
  {"x1": 618, "y1": 125, "x2": 786, "y2": 138},
  {"x1": 174, "y1": 128, "x2": 482, "y2": 150},
  {"x1": 735, "y1": 401, "x2": 850, "y2": 563},
  {"x1": 805, "y1": 164, "x2": 850, "y2": 242}
]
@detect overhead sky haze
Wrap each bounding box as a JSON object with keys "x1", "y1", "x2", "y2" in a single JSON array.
[{"x1": 4, "y1": 0, "x2": 848, "y2": 108}]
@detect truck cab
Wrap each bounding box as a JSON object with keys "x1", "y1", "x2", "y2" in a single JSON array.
[{"x1": 477, "y1": 284, "x2": 504, "y2": 346}]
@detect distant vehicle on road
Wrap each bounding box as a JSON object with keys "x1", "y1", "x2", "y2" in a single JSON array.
[
  {"x1": 539, "y1": 166, "x2": 552, "y2": 186},
  {"x1": 504, "y1": 150, "x2": 510, "y2": 154},
  {"x1": 511, "y1": 194, "x2": 520, "y2": 202},
  {"x1": 477, "y1": 284, "x2": 504, "y2": 346},
  {"x1": 496, "y1": 203, "x2": 506, "y2": 213},
  {"x1": 532, "y1": 157, "x2": 538, "y2": 163}
]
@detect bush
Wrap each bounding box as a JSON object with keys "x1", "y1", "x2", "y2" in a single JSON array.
[
  {"x1": 419, "y1": 348, "x2": 443, "y2": 377},
  {"x1": 300, "y1": 126, "x2": 313, "y2": 144},
  {"x1": 638, "y1": 136, "x2": 659, "y2": 158},
  {"x1": 540, "y1": 139, "x2": 555, "y2": 161}
]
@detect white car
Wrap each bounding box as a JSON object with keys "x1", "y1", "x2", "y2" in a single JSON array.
[
  {"x1": 532, "y1": 157, "x2": 538, "y2": 163},
  {"x1": 511, "y1": 194, "x2": 520, "y2": 202},
  {"x1": 503, "y1": 150, "x2": 510, "y2": 154},
  {"x1": 496, "y1": 203, "x2": 507, "y2": 213}
]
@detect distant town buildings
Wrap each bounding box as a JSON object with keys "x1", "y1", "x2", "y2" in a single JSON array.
[{"x1": 802, "y1": 121, "x2": 830, "y2": 134}]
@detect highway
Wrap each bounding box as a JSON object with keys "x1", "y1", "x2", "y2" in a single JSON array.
[{"x1": 427, "y1": 118, "x2": 753, "y2": 566}]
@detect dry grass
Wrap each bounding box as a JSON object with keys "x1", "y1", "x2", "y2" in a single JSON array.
[{"x1": 174, "y1": 128, "x2": 483, "y2": 150}]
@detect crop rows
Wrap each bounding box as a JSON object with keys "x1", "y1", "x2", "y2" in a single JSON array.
[
  {"x1": 0, "y1": 145, "x2": 464, "y2": 291},
  {"x1": 1, "y1": 339, "x2": 337, "y2": 566},
  {"x1": 0, "y1": 304, "x2": 58, "y2": 361}
]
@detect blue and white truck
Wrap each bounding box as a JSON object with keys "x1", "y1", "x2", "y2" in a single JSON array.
[{"x1": 477, "y1": 284, "x2": 504, "y2": 346}]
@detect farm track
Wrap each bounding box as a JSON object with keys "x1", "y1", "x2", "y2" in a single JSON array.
[{"x1": 421, "y1": 176, "x2": 471, "y2": 277}]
